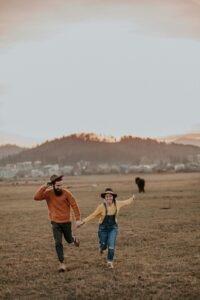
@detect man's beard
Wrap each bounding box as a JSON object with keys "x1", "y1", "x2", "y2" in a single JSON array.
[{"x1": 53, "y1": 186, "x2": 63, "y2": 196}]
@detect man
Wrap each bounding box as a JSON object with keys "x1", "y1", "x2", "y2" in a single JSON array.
[{"x1": 34, "y1": 174, "x2": 83, "y2": 272}]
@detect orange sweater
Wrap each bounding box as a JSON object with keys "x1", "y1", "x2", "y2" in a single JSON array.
[{"x1": 34, "y1": 185, "x2": 81, "y2": 223}]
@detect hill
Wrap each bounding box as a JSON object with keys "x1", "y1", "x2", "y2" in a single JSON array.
[
  {"x1": 0, "y1": 133, "x2": 200, "y2": 166},
  {"x1": 0, "y1": 144, "x2": 26, "y2": 160},
  {"x1": 158, "y1": 133, "x2": 200, "y2": 147}
]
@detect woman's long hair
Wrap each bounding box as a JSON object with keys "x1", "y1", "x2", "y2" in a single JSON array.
[{"x1": 113, "y1": 196, "x2": 117, "y2": 216}]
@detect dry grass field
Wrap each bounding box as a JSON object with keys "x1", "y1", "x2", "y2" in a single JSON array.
[{"x1": 0, "y1": 173, "x2": 200, "y2": 300}]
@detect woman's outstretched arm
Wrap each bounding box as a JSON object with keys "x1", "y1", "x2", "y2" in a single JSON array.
[{"x1": 117, "y1": 194, "x2": 135, "y2": 209}]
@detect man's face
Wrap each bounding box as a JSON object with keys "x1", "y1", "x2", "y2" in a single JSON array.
[
  {"x1": 53, "y1": 180, "x2": 63, "y2": 196},
  {"x1": 54, "y1": 180, "x2": 63, "y2": 191}
]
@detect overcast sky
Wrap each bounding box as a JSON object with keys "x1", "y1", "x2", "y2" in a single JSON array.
[{"x1": 0, "y1": 0, "x2": 200, "y2": 146}]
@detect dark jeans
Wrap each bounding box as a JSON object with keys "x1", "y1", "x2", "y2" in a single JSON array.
[
  {"x1": 98, "y1": 220, "x2": 118, "y2": 262},
  {"x1": 51, "y1": 221, "x2": 74, "y2": 262}
]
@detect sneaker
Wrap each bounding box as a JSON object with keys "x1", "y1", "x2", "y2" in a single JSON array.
[
  {"x1": 107, "y1": 261, "x2": 114, "y2": 269},
  {"x1": 58, "y1": 262, "x2": 66, "y2": 272},
  {"x1": 73, "y1": 237, "x2": 80, "y2": 247}
]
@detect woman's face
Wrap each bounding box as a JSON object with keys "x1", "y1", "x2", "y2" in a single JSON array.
[{"x1": 105, "y1": 193, "x2": 113, "y2": 206}]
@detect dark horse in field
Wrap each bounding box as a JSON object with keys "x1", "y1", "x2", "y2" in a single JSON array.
[{"x1": 135, "y1": 177, "x2": 145, "y2": 193}]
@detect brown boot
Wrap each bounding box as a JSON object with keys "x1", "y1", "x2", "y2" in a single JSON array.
[
  {"x1": 99, "y1": 249, "x2": 106, "y2": 258},
  {"x1": 73, "y1": 237, "x2": 80, "y2": 247}
]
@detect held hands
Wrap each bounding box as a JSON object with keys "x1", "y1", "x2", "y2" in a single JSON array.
[{"x1": 76, "y1": 220, "x2": 84, "y2": 228}]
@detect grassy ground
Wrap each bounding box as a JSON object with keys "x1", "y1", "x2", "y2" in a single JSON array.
[{"x1": 0, "y1": 173, "x2": 200, "y2": 299}]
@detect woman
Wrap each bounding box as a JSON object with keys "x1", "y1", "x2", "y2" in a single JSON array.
[{"x1": 78, "y1": 188, "x2": 135, "y2": 269}]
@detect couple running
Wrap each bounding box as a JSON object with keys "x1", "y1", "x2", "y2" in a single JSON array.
[{"x1": 34, "y1": 174, "x2": 135, "y2": 271}]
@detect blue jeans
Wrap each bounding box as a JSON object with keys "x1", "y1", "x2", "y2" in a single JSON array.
[{"x1": 98, "y1": 223, "x2": 118, "y2": 262}]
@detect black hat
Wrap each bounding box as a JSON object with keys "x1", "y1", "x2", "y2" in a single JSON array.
[
  {"x1": 101, "y1": 188, "x2": 117, "y2": 199},
  {"x1": 48, "y1": 174, "x2": 63, "y2": 185}
]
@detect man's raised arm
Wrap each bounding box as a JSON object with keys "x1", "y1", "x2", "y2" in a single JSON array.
[{"x1": 34, "y1": 184, "x2": 49, "y2": 201}]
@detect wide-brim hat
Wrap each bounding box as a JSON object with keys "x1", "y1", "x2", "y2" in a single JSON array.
[
  {"x1": 101, "y1": 188, "x2": 117, "y2": 199},
  {"x1": 48, "y1": 174, "x2": 63, "y2": 185}
]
